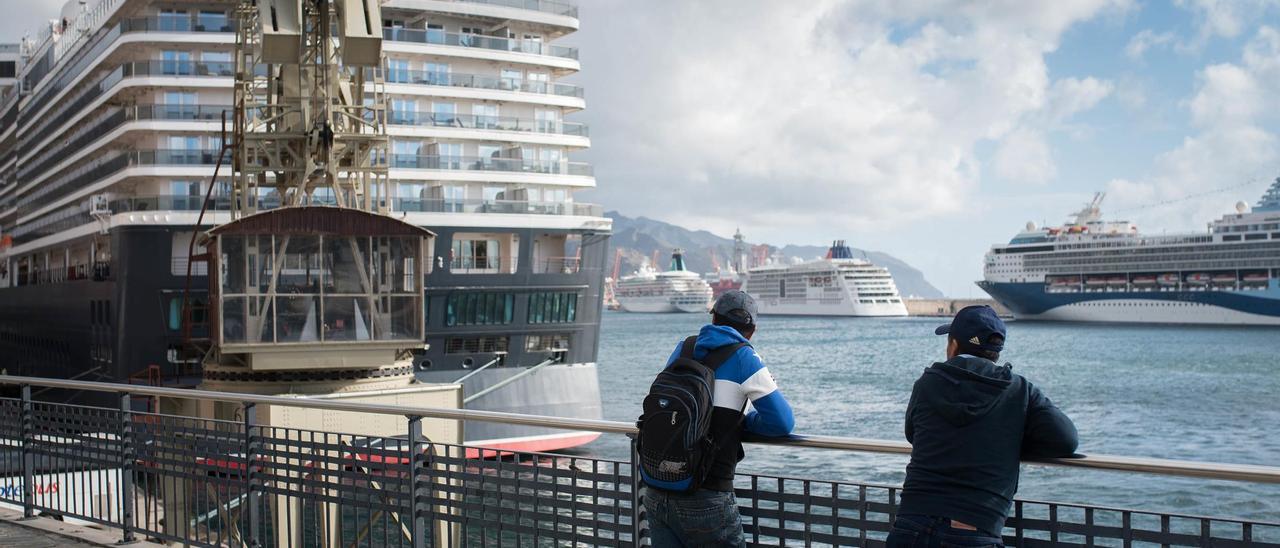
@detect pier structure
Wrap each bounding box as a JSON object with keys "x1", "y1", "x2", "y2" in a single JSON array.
[{"x1": 0, "y1": 376, "x2": 1277, "y2": 547}]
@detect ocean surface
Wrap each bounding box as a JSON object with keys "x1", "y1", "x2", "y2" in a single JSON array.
[{"x1": 580, "y1": 311, "x2": 1280, "y2": 523}]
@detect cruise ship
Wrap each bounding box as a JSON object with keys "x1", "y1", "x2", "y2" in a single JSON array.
[
  {"x1": 978, "y1": 180, "x2": 1280, "y2": 325},
  {"x1": 742, "y1": 241, "x2": 908, "y2": 316},
  {"x1": 615, "y1": 249, "x2": 713, "y2": 313},
  {"x1": 0, "y1": 0, "x2": 610, "y2": 452}
]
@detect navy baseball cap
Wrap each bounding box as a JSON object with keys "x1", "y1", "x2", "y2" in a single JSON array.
[
  {"x1": 712, "y1": 290, "x2": 757, "y2": 325},
  {"x1": 935, "y1": 305, "x2": 1006, "y2": 353}
]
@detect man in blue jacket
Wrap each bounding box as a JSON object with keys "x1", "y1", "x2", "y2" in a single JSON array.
[
  {"x1": 889, "y1": 305, "x2": 1078, "y2": 548},
  {"x1": 643, "y1": 290, "x2": 796, "y2": 547}
]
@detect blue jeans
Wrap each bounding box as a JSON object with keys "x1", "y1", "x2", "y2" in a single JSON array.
[
  {"x1": 643, "y1": 487, "x2": 745, "y2": 547},
  {"x1": 887, "y1": 514, "x2": 1005, "y2": 548}
]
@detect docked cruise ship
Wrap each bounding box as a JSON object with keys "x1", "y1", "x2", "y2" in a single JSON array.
[
  {"x1": 742, "y1": 241, "x2": 908, "y2": 316},
  {"x1": 615, "y1": 249, "x2": 713, "y2": 313},
  {"x1": 978, "y1": 181, "x2": 1280, "y2": 325},
  {"x1": 0, "y1": 0, "x2": 610, "y2": 452}
]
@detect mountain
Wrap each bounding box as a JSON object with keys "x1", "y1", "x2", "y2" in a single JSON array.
[{"x1": 604, "y1": 212, "x2": 945, "y2": 299}]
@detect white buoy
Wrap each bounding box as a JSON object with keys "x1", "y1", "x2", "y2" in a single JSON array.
[
  {"x1": 1025, "y1": 221, "x2": 1037, "y2": 232},
  {"x1": 1236, "y1": 201, "x2": 1249, "y2": 214}
]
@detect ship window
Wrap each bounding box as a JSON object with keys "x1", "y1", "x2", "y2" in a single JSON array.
[
  {"x1": 197, "y1": 10, "x2": 228, "y2": 32},
  {"x1": 1245, "y1": 233, "x2": 1266, "y2": 241},
  {"x1": 158, "y1": 9, "x2": 191, "y2": 31},
  {"x1": 445, "y1": 292, "x2": 514, "y2": 326},
  {"x1": 1223, "y1": 235, "x2": 1241, "y2": 241},
  {"x1": 445, "y1": 336, "x2": 508, "y2": 354},
  {"x1": 526, "y1": 333, "x2": 570, "y2": 352},
  {"x1": 528, "y1": 292, "x2": 577, "y2": 324},
  {"x1": 0, "y1": 62, "x2": 14, "y2": 79}
]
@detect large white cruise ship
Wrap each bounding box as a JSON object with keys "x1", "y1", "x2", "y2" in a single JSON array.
[
  {"x1": 978, "y1": 180, "x2": 1280, "y2": 325},
  {"x1": 0, "y1": 0, "x2": 610, "y2": 453},
  {"x1": 742, "y1": 241, "x2": 908, "y2": 317},
  {"x1": 615, "y1": 249, "x2": 713, "y2": 313}
]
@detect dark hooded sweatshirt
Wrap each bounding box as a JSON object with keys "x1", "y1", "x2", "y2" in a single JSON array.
[{"x1": 899, "y1": 355, "x2": 1078, "y2": 536}]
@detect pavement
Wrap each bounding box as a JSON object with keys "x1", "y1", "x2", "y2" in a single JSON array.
[{"x1": 0, "y1": 509, "x2": 124, "y2": 547}]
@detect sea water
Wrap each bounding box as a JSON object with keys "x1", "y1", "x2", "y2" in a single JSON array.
[{"x1": 585, "y1": 311, "x2": 1280, "y2": 522}]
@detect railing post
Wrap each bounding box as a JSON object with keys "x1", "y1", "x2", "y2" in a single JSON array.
[
  {"x1": 118, "y1": 392, "x2": 136, "y2": 543},
  {"x1": 19, "y1": 384, "x2": 34, "y2": 520},
  {"x1": 243, "y1": 403, "x2": 260, "y2": 548},
  {"x1": 408, "y1": 415, "x2": 427, "y2": 548},
  {"x1": 629, "y1": 435, "x2": 644, "y2": 547}
]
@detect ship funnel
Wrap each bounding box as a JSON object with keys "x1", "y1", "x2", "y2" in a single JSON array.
[
  {"x1": 670, "y1": 249, "x2": 687, "y2": 272},
  {"x1": 827, "y1": 240, "x2": 855, "y2": 260}
]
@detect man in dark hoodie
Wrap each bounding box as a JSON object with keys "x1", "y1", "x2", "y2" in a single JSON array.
[{"x1": 888, "y1": 305, "x2": 1078, "y2": 548}]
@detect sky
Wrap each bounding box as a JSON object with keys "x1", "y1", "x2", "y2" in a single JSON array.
[{"x1": 3, "y1": 1, "x2": 1279, "y2": 297}]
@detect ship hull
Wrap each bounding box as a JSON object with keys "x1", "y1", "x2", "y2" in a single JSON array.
[
  {"x1": 0, "y1": 223, "x2": 611, "y2": 453},
  {"x1": 756, "y1": 300, "x2": 908, "y2": 317},
  {"x1": 617, "y1": 295, "x2": 708, "y2": 313},
  {"x1": 979, "y1": 281, "x2": 1280, "y2": 325}
]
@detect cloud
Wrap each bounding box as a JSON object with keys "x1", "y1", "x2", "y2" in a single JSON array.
[
  {"x1": 1166, "y1": 0, "x2": 1280, "y2": 52},
  {"x1": 1106, "y1": 26, "x2": 1280, "y2": 228},
  {"x1": 1125, "y1": 29, "x2": 1175, "y2": 59},
  {"x1": 576, "y1": 0, "x2": 1127, "y2": 240},
  {"x1": 994, "y1": 128, "x2": 1056, "y2": 184}
]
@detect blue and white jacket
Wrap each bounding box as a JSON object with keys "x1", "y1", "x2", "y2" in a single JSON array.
[{"x1": 664, "y1": 324, "x2": 796, "y2": 490}]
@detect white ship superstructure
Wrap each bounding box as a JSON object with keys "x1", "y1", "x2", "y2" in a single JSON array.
[
  {"x1": 616, "y1": 249, "x2": 713, "y2": 313},
  {"x1": 743, "y1": 241, "x2": 907, "y2": 317},
  {"x1": 979, "y1": 183, "x2": 1280, "y2": 325},
  {"x1": 0, "y1": 0, "x2": 610, "y2": 453}
]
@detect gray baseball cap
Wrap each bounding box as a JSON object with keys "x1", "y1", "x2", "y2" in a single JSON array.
[{"x1": 712, "y1": 290, "x2": 757, "y2": 325}]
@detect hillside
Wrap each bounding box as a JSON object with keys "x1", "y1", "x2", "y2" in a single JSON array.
[{"x1": 605, "y1": 212, "x2": 944, "y2": 299}]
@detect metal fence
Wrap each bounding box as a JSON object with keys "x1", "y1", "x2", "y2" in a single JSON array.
[{"x1": 0, "y1": 377, "x2": 1277, "y2": 547}]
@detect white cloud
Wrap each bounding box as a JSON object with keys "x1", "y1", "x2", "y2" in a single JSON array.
[
  {"x1": 577, "y1": 0, "x2": 1126, "y2": 239},
  {"x1": 1107, "y1": 26, "x2": 1280, "y2": 229},
  {"x1": 993, "y1": 128, "x2": 1056, "y2": 184},
  {"x1": 1169, "y1": 0, "x2": 1280, "y2": 52},
  {"x1": 1125, "y1": 29, "x2": 1175, "y2": 59}
]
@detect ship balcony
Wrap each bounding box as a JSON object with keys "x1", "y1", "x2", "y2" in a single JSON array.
[
  {"x1": 382, "y1": 69, "x2": 585, "y2": 111},
  {"x1": 102, "y1": 195, "x2": 604, "y2": 219},
  {"x1": 424, "y1": 0, "x2": 579, "y2": 19},
  {"x1": 384, "y1": 28, "x2": 579, "y2": 72},
  {"x1": 388, "y1": 154, "x2": 594, "y2": 186},
  {"x1": 20, "y1": 105, "x2": 230, "y2": 184},
  {"x1": 388, "y1": 112, "x2": 588, "y2": 148}
]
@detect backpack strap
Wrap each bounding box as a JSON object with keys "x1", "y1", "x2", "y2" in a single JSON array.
[
  {"x1": 700, "y1": 342, "x2": 749, "y2": 371},
  {"x1": 679, "y1": 336, "x2": 698, "y2": 360}
]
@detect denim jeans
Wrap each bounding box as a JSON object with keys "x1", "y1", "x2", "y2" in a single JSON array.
[
  {"x1": 643, "y1": 487, "x2": 745, "y2": 547},
  {"x1": 886, "y1": 514, "x2": 1005, "y2": 548}
]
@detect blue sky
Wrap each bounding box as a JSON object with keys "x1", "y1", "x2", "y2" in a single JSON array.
[{"x1": 568, "y1": 0, "x2": 1280, "y2": 297}]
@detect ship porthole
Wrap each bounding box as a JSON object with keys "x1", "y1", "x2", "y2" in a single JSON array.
[
  {"x1": 417, "y1": 359, "x2": 432, "y2": 371},
  {"x1": 462, "y1": 357, "x2": 475, "y2": 368}
]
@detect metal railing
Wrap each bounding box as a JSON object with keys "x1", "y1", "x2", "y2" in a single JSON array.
[
  {"x1": 390, "y1": 111, "x2": 588, "y2": 137},
  {"x1": 452, "y1": 0, "x2": 579, "y2": 17},
  {"x1": 384, "y1": 28, "x2": 579, "y2": 60},
  {"x1": 392, "y1": 197, "x2": 602, "y2": 217},
  {"x1": 381, "y1": 69, "x2": 584, "y2": 98},
  {"x1": 0, "y1": 376, "x2": 1276, "y2": 547},
  {"x1": 389, "y1": 154, "x2": 593, "y2": 176}
]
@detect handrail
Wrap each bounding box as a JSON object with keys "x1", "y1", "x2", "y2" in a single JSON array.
[{"x1": 2, "y1": 375, "x2": 1278, "y2": 485}]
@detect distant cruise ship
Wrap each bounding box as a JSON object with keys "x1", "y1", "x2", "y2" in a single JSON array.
[
  {"x1": 742, "y1": 241, "x2": 908, "y2": 316},
  {"x1": 616, "y1": 249, "x2": 713, "y2": 313},
  {"x1": 978, "y1": 178, "x2": 1280, "y2": 325}
]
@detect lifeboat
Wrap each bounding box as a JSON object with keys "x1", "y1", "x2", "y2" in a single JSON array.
[
  {"x1": 1211, "y1": 273, "x2": 1237, "y2": 284},
  {"x1": 1132, "y1": 275, "x2": 1157, "y2": 286},
  {"x1": 1106, "y1": 276, "x2": 1127, "y2": 287},
  {"x1": 1242, "y1": 272, "x2": 1270, "y2": 283},
  {"x1": 1158, "y1": 273, "x2": 1180, "y2": 286},
  {"x1": 1084, "y1": 276, "x2": 1107, "y2": 286},
  {"x1": 1186, "y1": 273, "x2": 1211, "y2": 285}
]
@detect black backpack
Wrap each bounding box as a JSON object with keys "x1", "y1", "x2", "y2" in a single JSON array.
[{"x1": 636, "y1": 336, "x2": 747, "y2": 493}]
